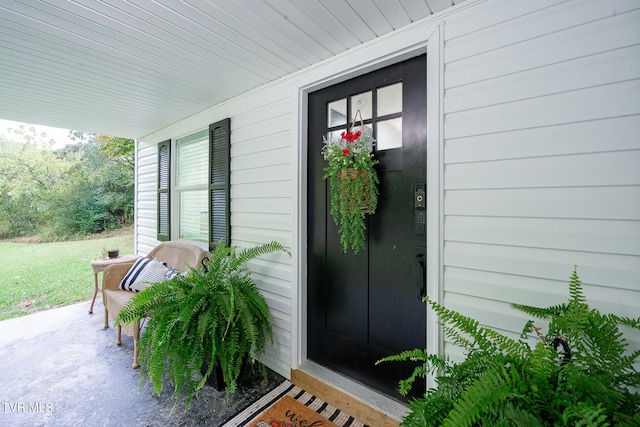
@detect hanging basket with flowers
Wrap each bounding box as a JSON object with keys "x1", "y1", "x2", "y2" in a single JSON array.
[{"x1": 322, "y1": 111, "x2": 379, "y2": 254}]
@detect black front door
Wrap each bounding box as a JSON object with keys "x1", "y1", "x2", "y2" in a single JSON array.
[{"x1": 308, "y1": 55, "x2": 427, "y2": 401}]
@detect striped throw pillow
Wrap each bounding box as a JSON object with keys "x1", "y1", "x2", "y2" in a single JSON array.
[{"x1": 118, "y1": 258, "x2": 180, "y2": 292}]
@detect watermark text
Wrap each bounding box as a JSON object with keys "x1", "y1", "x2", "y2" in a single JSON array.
[{"x1": 2, "y1": 402, "x2": 53, "y2": 413}]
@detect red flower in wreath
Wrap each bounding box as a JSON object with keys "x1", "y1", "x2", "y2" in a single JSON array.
[
  {"x1": 340, "y1": 130, "x2": 362, "y2": 143},
  {"x1": 342, "y1": 148, "x2": 350, "y2": 156}
]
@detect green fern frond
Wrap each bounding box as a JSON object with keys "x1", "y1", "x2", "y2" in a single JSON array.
[
  {"x1": 118, "y1": 240, "x2": 289, "y2": 410},
  {"x1": 425, "y1": 296, "x2": 529, "y2": 360},
  {"x1": 230, "y1": 240, "x2": 290, "y2": 271},
  {"x1": 442, "y1": 363, "x2": 518, "y2": 427},
  {"x1": 608, "y1": 314, "x2": 640, "y2": 330},
  {"x1": 377, "y1": 348, "x2": 436, "y2": 365},
  {"x1": 567, "y1": 266, "x2": 588, "y2": 306},
  {"x1": 443, "y1": 325, "x2": 476, "y2": 350},
  {"x1": 397, "y1": 364, "x2": 429, "y2": 396},
  {"x1": 562, "y1": 267, "x2": 590, "y2": 336},
  {"x1": 512, "y1": 302, "x2": 568, "y2": 321},
  {"x1": 499, "y1": 402, "x2": 544, "y2": 427},
  {"x1": 116, "y1": 278, "x2": 182, "y2": 325},
  {"x1": 402, "y1": 392, "x2": 451, "y2": 427},
  {"x1": 376, "y1": 349, "x2": 448, "y2": 396},
  {"x1": 562, "y1": 402, "x2": 610, "y2": 427},
  {"x1": 377, "y1": 348, "x2": 449, "y2": 396},
  {"x1": 388, "y1": 268, "x2": 640, "y2": 427}
]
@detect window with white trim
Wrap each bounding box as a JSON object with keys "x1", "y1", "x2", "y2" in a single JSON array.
[
  {"x1": 176, "y1": 130, "x2": 208, "y2": 243},
  {"x1": 157, "y1": 118, "x2": 230, "y2": 249}
]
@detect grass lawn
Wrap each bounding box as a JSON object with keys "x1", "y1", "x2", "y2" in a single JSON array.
[{"x1": 0, "y1": 233, "x2": 134, "y2": 321}]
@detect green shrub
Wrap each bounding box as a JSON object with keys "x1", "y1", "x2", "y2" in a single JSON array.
[{"x1": 378, "y1": 268, "x2": 640, "y2": 426}]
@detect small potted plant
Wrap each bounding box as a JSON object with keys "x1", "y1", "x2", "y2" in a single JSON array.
[
  {"x1": 101, "y1": 247, "x2": 120, "y2": 258},
  {"x1": 322, "y1": 122, "x2": 379, "y2": 254},
  {"x1": 107, "y1": 248, "x2": 119, "y2": 258},
  {"x1": 116, "y1": 240, "x2": 290, "y2": 410}
]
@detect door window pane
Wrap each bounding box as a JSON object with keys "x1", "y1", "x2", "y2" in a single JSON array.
[
  {"x1": 351, "y1": 91, "x2": 372, "y2": 121},
  {"x1": 327, "y1": 129, "x2": 346, "y2": 142},
  {"x1": 351, "y1": 123, "x2": 373, "y2": 139},
  {"x1": 377, "y1": 83, "x2": 402, "y2": 116},
  {"x1": 377, "y1": 118, "x2": 402, "y2": 150},
  {"x1": 328, "y1": 99, "x2": 347, "y2": 127}
]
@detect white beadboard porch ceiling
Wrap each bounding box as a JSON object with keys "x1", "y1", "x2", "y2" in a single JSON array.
[{"x1": 0, "y1": 0, "x2": 463, "y2": 140}]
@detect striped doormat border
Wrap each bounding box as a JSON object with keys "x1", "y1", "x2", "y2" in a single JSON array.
[{"x1": 222, "y1": 380, "x2": 369, "y2": 427}]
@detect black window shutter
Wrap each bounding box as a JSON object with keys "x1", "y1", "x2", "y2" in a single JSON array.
[
  {"x1": 157, "y1": 139, "x2": 171, "y2": 241},
  {"x1": 209, "y1": 118, "x2": 230, "y2": 249}
]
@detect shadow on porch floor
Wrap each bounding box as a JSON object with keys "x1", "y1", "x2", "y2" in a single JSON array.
[{"x1": 0, "y1": 299, "x2": 284, "y2": 426}]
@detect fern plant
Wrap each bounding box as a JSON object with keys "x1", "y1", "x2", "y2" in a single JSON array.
[
  {"x1": 116, "y1": 240, "x2": 290, "y2": 410},
  {"x1": 378, "y1": 268, "x2": 640, "y2": 426}
]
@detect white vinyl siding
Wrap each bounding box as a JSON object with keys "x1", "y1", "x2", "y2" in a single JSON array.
[
  {"x1": 440, "y1": 0, "x2": 640, "y2": 357},
  {"x1": 134, "y1": 0, "x2": 640, "y2": 383},
  {"x1": 136, "y1": 87, "x2": 293, "y2": 377},
  {"x1": 228, "y1": 94, "x2": 293, "y2": 373}
]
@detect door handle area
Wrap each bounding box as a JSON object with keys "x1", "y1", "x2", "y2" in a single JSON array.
[{"x1": 415, "y1": 247, "x2": 426, "y2": 300}]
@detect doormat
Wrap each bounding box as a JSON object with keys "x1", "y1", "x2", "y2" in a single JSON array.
[{"x1": 222, "y1": 380, "x2": 369, "y2": 427}]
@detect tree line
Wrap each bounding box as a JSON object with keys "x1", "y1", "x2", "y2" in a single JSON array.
[{"x1": 0, "y1": 124, "x2": 134, "y2": 240}]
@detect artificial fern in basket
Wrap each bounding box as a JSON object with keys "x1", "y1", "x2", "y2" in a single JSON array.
[
  {"x1": 116, "y1": 240, "x2": 290, "y2": 410},
  {"x1": 377, "y1": 268, "x2": 640, "y2": 426},
  {"x1": 322, "y1": 124, "x2": 379, "y2": 254}
]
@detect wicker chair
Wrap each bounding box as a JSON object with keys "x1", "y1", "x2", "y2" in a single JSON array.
[{"x1": 102, "y1": 241, "x2": 208, "y2": 368}]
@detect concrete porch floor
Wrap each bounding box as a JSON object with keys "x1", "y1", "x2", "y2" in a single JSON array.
[{"x1": 0, "y1": 299, "x2": 284, "y2": 426}]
